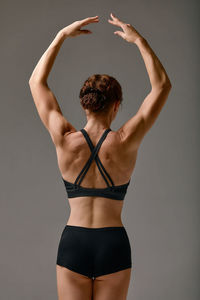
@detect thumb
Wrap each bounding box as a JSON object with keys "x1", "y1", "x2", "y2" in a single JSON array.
[
  {"x1": 79, "y1": 29, "x2": 92, "y2": 34},
  {"x1": 114, "y1": 31, "x2": 125, "y2": 38}
]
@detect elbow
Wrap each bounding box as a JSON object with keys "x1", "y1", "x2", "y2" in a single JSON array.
[
  {"x1": 152, "y1": 80, "x2": 172, "y2": 91},
  {"x1": 28, "y1": 77, "x2": 46, "y2": 86},
  {"x1": 161, "y1": 76, "x2": 172, "y2": 89},
  {"x1": 28, "y1": 74, "x2": 35, "y2": 84},
  {"x1": 29, "y1": 77, "x2": 35, "y2": 85},
  {"x1": 164, "y1": 79, "x2": 172, "y2": 89}
]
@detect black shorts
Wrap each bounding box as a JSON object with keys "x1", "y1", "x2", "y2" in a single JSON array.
[{"x1": 56, "y1": 225, "x2": 132, "y2": 279}]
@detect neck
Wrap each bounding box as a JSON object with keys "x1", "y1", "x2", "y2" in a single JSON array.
[{"x1": 84, "y1": 113, "x2": 112, "y2": 132}]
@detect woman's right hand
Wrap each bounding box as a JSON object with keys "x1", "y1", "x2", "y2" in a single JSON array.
[{"x1": 108, "y1": 13, "x2": 143, "y2": 44}]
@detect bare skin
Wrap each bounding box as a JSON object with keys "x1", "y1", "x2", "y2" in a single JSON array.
[
  {"x1": 56, "y1": 266, "x2": 132, "y2": 300},
  {"x1": 29, "y1": 12, "x2": 172, "y2": 300}
]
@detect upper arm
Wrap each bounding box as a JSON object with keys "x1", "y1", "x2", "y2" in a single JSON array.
[
  {"x1": 28, "y1": 80, "x2": 76, "y2": 146},
  {"x1": 118, "y1": 83, "x2": 172, "y2": 151}
]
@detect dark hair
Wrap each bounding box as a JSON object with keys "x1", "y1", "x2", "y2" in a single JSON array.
[{"x1": 79, "y1": 74, "x2": 123, "y2": 113}]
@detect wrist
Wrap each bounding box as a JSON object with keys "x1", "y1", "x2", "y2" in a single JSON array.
[
  {"x1": 57, "y1": 30, "x2": 69, "y2": 40},
  {"x1": 134, "y1": 36, "x2": 146, "y2": 46}
]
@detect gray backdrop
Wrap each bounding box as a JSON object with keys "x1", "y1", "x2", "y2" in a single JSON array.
[{"x1": 1, "y1": 0, "x2": 199, "y2": 299}]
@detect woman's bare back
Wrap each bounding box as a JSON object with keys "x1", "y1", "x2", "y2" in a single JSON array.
[
  {"x1": 56, "y1": 128, "x2": 137, "y2": 189},
  {"x1": 54, "y1": 128, "x2": 138, "y2": 228}
]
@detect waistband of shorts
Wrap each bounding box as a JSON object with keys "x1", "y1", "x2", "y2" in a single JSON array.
[{"x1": 65, "y1": 224, "x2": 126, "y2": 232}]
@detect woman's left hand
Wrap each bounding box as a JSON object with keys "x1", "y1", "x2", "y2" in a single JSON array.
[{"x1": 60, "y1": 16, "x2": 99, "y2": 38}]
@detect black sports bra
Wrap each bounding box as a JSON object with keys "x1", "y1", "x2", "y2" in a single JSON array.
[{"x1": 62, "y1": 128, "x2": 131, "y2": 201}]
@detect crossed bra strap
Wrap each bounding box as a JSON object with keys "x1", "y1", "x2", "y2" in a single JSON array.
[{"x1": 74, "y1": 128, "x2": 114, "y2": 187}]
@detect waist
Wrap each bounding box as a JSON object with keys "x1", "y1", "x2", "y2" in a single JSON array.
[
  {"x1": 66, "y1": 219, "x2": 124, "y2": 228},
  {"x1": 64, "y1": 224, "x2": 126, "y2": 231},
  {"x1": 67, "y1": 195, "x2": 124, "y2": 227},
  {"x1": 67, "y1": 209, "x2": 123, "y2": 228}
]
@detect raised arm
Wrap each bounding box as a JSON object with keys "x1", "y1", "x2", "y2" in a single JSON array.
[
  {"x1": 28, "y1": 31, "x2": 76, "y2": 147},
  {"x1": 28, "y1": 16, "x2": 99, "y2": 147},
  {"x1": 108, "y1": 13, "x2": 172, "y2": 151}
]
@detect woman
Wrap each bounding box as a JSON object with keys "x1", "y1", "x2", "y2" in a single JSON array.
[{"x1": 29, "y1": 13, "x2": 172, "y2": 300}]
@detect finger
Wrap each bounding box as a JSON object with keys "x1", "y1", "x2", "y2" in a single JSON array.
[
  {"x1": 81, "y1": 15, "x2": 99, "y2": 21},
  {"x1": 108, "y1": 13, "x2": 123, "y2": 27},
  {"x1": 110, "y1": 12, "x2": 124, "y2": 23},
  {"x1": 108, "y1": 19, "x2": 122, "y2": 28},
  {"x1": 81, "y1": 16, "x2": 99, "y2": 25},
  {"x1": 81, "y1": 19, "x2": 99, "y2": 27},
  {"x1": 114, "y1": 30, "x2": 125, "y2": 39}
]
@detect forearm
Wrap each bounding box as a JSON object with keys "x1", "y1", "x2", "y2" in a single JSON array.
[
  {"x1": 29, "y1": 30, "x2": 67, "y2": 84},
  {"x1": 135, "y1": 37, "x2": 171, "y2": 89}
]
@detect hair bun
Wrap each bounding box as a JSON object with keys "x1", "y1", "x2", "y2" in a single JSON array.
[
  {"x1": 80, "y1": 74, "x2": 123, "y2": 113},
  {"x1": 81, "y1": 87, "x2": 106, "y2": 112},
  {"x1": 83, "y1": 87, "x2": 103, "y2": 96}
]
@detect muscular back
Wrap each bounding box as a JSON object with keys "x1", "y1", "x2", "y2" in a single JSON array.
[{"x1": 55, "y1": 129, "x2": 138, "y2": 189}]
